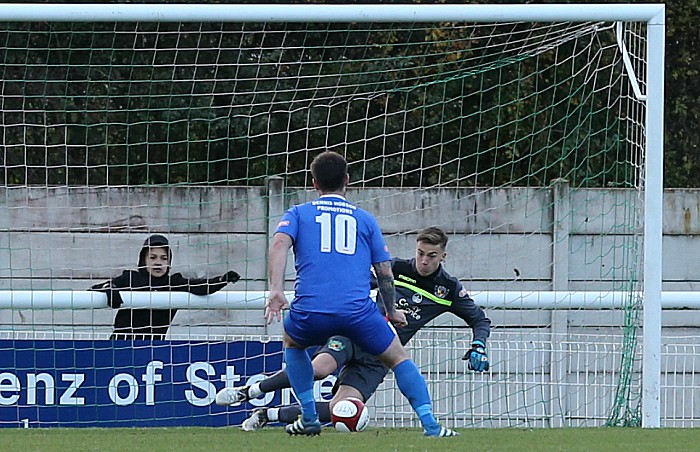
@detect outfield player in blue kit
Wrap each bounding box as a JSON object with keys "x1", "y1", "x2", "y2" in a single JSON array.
[
  {"x1": 263, "y1": 151, "x2": 458, "y2": 437},
  {"x1": 217, "y1": 227, "x2": 491, "y2": 430}
]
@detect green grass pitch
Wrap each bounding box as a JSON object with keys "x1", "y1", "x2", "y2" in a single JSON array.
[{"x1": 3, "y1": 427, "x2": 699, "y2": 452}]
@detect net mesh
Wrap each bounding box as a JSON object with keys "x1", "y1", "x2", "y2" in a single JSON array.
[{"x1": 0, "y1": 18, "x2": 650, "y2": 427}]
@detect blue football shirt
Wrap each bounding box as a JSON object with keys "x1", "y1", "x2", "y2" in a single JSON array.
[{"x1": 275, "y1": 194, "x2": 390, "y2": 314}]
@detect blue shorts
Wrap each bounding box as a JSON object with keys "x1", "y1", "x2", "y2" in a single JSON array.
[{"x1": 284, "y1": 303, "x2": 396, "y2": 356}]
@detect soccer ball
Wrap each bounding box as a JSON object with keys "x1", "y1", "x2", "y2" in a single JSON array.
[{"x1": 331, "y1": 397, "x2": 370, "y2": 432}]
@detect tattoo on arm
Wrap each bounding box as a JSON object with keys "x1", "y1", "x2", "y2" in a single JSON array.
[{"x1": 373, "y1": 261, "x2": 396, "y2": 316}]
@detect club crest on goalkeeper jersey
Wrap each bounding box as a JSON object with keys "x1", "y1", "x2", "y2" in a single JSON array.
[{"x1": 275, "y1": 194, "x2": 390, "y2": 315}]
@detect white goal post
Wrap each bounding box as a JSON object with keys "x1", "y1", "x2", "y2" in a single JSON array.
[
  {"x1": 0, "y1": 3, "x2": 666, "y2": 24},
  {"x1": 0, "y1": 3, "x2": 665, "y2": 428}
]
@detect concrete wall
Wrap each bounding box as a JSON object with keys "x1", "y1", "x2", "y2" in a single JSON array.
[
  {"x1": 1, "y1": 183, "x2": 700, "y2": 334},
  {"x1": 2, "y1": 184, "x2": 700, "y2": 426}
]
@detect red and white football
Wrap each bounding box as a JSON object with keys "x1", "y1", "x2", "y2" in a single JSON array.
[{"x1": 330, "y1": 397, "x2": 370, "y2": 432}]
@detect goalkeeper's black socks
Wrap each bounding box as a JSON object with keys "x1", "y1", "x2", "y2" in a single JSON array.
[
  {"x1": 259, "y1": 370, "x2": 292, "y2": 394},
  {"x1": 278, "y1": 406, "x2": 301, "y2": 423},
  {"x1": 278, "y1": 401, "x2": 331, "y2": 424}
]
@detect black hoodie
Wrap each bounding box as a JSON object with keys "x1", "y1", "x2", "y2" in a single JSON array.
[{"x1": 91, "y1": 234, "x2": 239, "y2": 340}]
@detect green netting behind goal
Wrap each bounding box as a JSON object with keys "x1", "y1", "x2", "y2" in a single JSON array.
[{"x1": 0, "y1": 15, "x2": 650, "y2": 428}]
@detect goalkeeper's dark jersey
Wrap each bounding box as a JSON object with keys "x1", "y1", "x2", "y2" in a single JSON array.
[
  {"x1": 328, "y1": 257, "x2": 491, "y2": 399},
  {"x1": 385, "y1": 258, "x2": 491, "y2": 345}
]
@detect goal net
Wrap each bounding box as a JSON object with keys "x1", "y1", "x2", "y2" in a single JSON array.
[{"x1": 0, "y1": 4, "x2": 667, "y2": 428}]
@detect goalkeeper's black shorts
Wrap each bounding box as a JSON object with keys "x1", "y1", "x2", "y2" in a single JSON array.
[{"x1": 316, "y1": 335, "x2": 389, "y2": 402}]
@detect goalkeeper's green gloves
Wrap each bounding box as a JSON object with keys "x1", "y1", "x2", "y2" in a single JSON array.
[{"x1": 463, "y1": 340, "x2": 489, "y2": 372}]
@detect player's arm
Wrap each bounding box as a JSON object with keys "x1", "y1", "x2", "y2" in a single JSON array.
[
  {"x1": 89, "y1": 270, "x2": 132, "y2": 308},
  {"x1": 451, "y1": 287, "x2": 491, "y2": 345},
  {"x1": 178, "y1": 271, "x2": 241, "y2": 296},
  {"x1": 266, "y1": 232, "x2": 292, "y2": 324},
  {"x1": 372, "y1": 260, "x2": 407, "y2": 327},
  {"x1": 451, "y1": 283, "x2": 492, "y2": 372}
]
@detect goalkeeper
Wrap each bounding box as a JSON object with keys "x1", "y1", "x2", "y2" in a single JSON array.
[{"x1": 216, "y1": 226, "x2": 491, "y2": 430}]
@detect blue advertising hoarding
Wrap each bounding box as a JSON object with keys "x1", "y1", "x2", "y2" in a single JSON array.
[{"x1": 0, "y1": 340, "x2": 335, "y2": 428}]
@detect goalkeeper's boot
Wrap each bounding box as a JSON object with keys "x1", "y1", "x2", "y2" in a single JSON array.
[
  {"x1": 424, "y1": 425, "x2": 460, "y2": 437},
  {"x1": 241, "y1": 408, "x2": 269, "y2": 431},
  {"x1": 215, "y1": 386, "x2": 250, "y2": 406},
  {"x1": 285, "y1": 416, "x2": 322, "y2": 436}
]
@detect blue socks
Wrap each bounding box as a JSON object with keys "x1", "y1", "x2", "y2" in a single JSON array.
[
  {"x1": 393, "y1": 359, "x2": 440, "y2": 432},
  {"x1": 284, "y1": 347, "x2": 318, "y2": 423},
  {"x1": 285, "y1": 351, "x2": 439, "y2": 430}
]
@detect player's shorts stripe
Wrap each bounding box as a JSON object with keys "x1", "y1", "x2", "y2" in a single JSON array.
[{"x1": 395, "y1": 280, "x2": 452, "y2": 306}]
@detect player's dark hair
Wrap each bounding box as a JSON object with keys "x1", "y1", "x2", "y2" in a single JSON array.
[
  {"x1": 417, "y1": 226, "x2": 448, "y2": 249},
  {"x1": 311, "y1": 151, "x2": 348, "y2": 192}
]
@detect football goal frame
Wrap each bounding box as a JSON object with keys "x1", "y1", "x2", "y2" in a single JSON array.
[{"x1": 0, "y1": 3, "x2": 665, "y2": 427}]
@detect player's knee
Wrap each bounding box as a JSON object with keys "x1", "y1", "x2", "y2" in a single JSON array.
[
  {"x1": 313, "y1": 366, "x2": 334, "y2": 379},
  {"x1": 283, "y1": 333, "x2": 303, "y2": 349},
  {"x1": 387, "y1": 356, "x2": 410, "y2": 370},
  {"x1": 332, "y1": 386, "x2": 364, "y2": 404},
  {"x1": 312, "y1": 353, "x2": 338, "y2": 379},
  {"x1": 379, "y1": 342, "x2": 410, "y2": 369}
]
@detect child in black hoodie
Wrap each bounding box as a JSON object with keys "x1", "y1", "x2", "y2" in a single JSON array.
[{"x1": 92, "y1": 234, "x2": 240, "y2": 340}]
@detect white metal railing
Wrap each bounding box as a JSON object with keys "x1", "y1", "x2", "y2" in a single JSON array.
[{"x1": 1, "y1": 290, "x2": 699, "y2": 310}]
